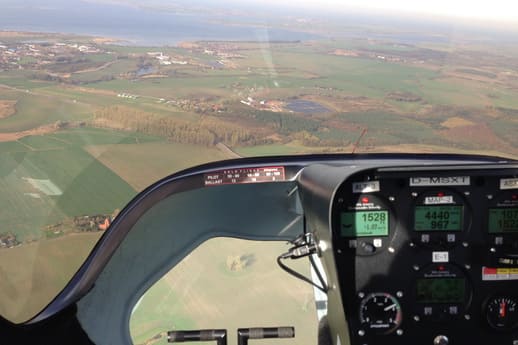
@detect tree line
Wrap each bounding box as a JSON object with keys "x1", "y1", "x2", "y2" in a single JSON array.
[{"x1": 93, "y1": 106, "x2": 267, "y2": 147}]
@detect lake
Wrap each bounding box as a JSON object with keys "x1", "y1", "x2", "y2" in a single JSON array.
[{"x1": 0, "y1": 0, "x2": 318, "y2": 46}]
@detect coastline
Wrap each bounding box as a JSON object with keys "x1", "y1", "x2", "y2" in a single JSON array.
[{"x1": 0, "y1": 30, "x2": 126, "y2": 45}]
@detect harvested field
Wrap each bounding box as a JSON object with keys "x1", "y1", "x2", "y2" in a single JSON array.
[
  {"x1": 0, "y1": 101, "x2": 16, "y2": 119},
  {"x1": 441, "y1": 117, "x2": 477, "y2": 128}
]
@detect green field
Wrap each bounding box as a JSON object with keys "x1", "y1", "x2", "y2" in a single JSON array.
[
  {"x1": 69, "y1": 59, "x2": 140, "y2": 83},
  {"x1": 130, "y1": 238, "x2": 318, "y2": 345},
  {"x1": 0, "y1": 91, "x2": 93, "y2": 132},
  {"x1": 85, "y1": 142, "x2": 230, "y2": 190},
  {"x1": 48, "y1": 127, "x2": 161, "y2": 146},
  {"x1": 0, "y1": 146, "x2": 136, "y2": 239},
  {"x1": 235, "y1": 142, "x2": 312, "y2": 156},
  {"x1": 0, "y1": 128, "x2": 168, "y2": 240},
  {"x1": 89, "y1": 76, "x2": 237, "y2": 99},
  {"x1": 0, "y1": 141, "x2": 28, "y2": 154},
  {"x1": 0, "y1": 233, "x2": 102, "y2": 323},
  {"x1": 0, "y1": 127, "x2": 235, "y2": 239},
  {"x1": 0, "y1": 71, "x2": 54, "y2": 90},
  {"x1": 0, "y1": 125, "x2": 239, "y2": 225},
  {"x1": 337, "y1": 111, "x2": 439, "y2": 145},
  {"x1": 37, "y1": 85, "x2": 202, "y2": 121}
]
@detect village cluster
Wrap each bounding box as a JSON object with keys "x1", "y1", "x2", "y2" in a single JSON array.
[{"x1": 0, "y1": 40, "x2": 102, "y2": 70}]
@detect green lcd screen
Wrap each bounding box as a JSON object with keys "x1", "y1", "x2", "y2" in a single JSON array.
[
  {"x1": 341, "y1": 210, "x2": 389, "y2": 237},
  {"x1": 414, "y1": 205, "x2": 463, "y2": 231},
  {"x1": 488, "y1": 208, "x2": 518, "y2": 233},
  {"x1": 416, "y1": 278, "x2": 465, "y2": 303}
]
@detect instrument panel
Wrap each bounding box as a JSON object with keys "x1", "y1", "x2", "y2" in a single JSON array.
[{"x1": 331, "y1": 167, "x2": 518, "y2": 345}]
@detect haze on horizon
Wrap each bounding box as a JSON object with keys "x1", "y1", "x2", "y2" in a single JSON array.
[
  {"x1": 233, "y1": 0, "x2": 518, "y2": 21},
  {"x1": 8, "y1": 0, "x2": 518, "y2": 24}
]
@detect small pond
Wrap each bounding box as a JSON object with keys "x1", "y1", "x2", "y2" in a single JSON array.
[{"x1": 286, "y1": 99, "x2": 331, "y2": 114}]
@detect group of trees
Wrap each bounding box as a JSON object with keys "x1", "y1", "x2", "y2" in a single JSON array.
[
  {"x1": 226, "y1": 104, "x2": 352, "y2": 146},
  {"x1": 32, "y1": 71, "x2": 115, "y2": 85},
  {"x1": 93, "y1": 106, "x2": 266, "y2": 147},
  {"x1": 93, "y1": 104, "x2": 365, "y2": 149}
]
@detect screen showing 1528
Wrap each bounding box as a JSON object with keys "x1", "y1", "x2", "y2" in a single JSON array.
[{"x1": 341, "y1": 211, "x2": 389, "y2": 237}]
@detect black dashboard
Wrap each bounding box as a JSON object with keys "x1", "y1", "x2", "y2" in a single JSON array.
[
  {"x1": 328, "y1": 166, "x2": 518, "y2": 345},
  {"x1": 5, "y1": 153, "x2": 518, "y2": 345}
]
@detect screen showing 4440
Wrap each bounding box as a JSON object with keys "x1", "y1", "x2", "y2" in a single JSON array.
[
  {"x1": 341, "y1": 210, "x2": 389, "y2": 237},
  {"x1": 414, "y1": 205, "x2": 463, "y2": 231}
]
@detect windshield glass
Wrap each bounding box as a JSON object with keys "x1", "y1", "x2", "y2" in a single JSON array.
[{"x1": 0, "y1": 0, "x2": 517, "y2": 325}]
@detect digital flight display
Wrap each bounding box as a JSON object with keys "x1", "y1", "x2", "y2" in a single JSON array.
[
  {"x1": 488, "y1": 208, "x2": 518, "y2": 233},
  {"x1": 341, "y1": 210, "x2": 389, "y2": 237},
  {"x1": 416, "y1": 278, "x2": 465, "y2": 303},
  {"x1": 414, "y1": 205, "x2": 463, "y2": 231}
]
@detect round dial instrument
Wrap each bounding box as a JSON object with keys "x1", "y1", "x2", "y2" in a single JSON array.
[
  {"x1": 486, "y1": 296, "x2": 518, "y2": 331},
  {"x1": 359, "y1": 293, "x2": 402, "y2": 334}
]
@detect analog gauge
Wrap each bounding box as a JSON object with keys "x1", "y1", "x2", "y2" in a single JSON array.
[
  {"x1": 486, "y1": 296, "x2": 518, "y2": 331},
  {"x1": 359, "y1": 293, "x2": 402, "y2": 334}
]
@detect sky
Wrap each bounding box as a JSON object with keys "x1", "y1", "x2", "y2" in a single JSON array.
[{"x1": 245, "y1": 0, "x2": 518, "y2": 21}]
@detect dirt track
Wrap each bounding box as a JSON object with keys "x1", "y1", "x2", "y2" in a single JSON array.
[
  {"x1": 0, "y1": 124, "x2": 58, "y2": 143},
  {"x1": 0, "y1": 101, "x2": 16, "y2": 119}
]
